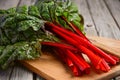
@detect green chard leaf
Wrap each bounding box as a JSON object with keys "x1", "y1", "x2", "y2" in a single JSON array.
[
  {"x1": 16, "y1": 5, "x2": 28, "y2": 14},
  {"x1": 0, "y1": 10, "x2": 7, "y2": 14},
  {"x1": 0, "y1": 7, "x2": 16, "y2": 15},
  {"x1": 28, "y1": 5, "x2": 40, "y2": 18},
  {"x1": 0, "y1": 0, "x2": 85, "y2": 69},
  {"x1": 0, "y1": 46, "x2": 5, "y2": 56},
  {"x1": 0, "y1": 45, "x2": 16, "y2": 69},
  {"x1": 0, "y1": 41, "x2": 40, "y2": 69},
  {"x1": 0, "y1": 5, "x2": 46, "y2": 69},
  {"x1": 7, "y1": 7, "x2": 16, "y2": 14},
  {"x1": 55, "y1": 0, "x2": 84, "y2": 32}
]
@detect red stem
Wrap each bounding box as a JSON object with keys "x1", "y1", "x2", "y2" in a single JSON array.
[
  {"x1": 55, "y1": 48, "x2": 80, "y2": 76},
  {"x1": 66, "y1": 57, "x2": 80, "y2": 76},
  {"x1": 41, "y1": 42, "x2": 77, "y2": 51},
  {"x1": 65, "y1": 50, "x2": 89, "y2": 71},
  {"x1": 61, "y1": 16, "x2": 89, "y2": 41},
  {"x1": 45, "y1": 22, "x2": 116, "y2": 65}
]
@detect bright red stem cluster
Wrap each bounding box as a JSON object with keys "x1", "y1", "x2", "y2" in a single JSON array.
[
  {"x1": 60, "y1": 16, "x2": 89, "y2": 42},
  {"x1": 42, "y1": 20, "x2": 119, "y2": 76}
]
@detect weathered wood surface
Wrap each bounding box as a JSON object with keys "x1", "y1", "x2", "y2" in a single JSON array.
[
  {"x1": 0, "y1": 0, "x2": 120, "y2": 80},
  {"x1": 104, "y1": 0, "x2": 120, "y2": 29},
  {"x1": 87, "y1": 0, "x2": 120, "y2": 39}
]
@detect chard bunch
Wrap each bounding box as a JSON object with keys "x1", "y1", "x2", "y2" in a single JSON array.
[{"x1": 0, "y1": 0, "x2": 84, "y2": 69}]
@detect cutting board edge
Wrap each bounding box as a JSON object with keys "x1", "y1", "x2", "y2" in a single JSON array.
[{"x1": 20, "y1": 61, "x2": 55, "y2": 80}]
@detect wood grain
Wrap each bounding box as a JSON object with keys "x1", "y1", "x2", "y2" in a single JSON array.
[
  {"x1": 87, "y1": 0, "x2": 120, "y2": 39},
  {"x1": 18, "y1": 0, "x2": 34, "y2": 6},
  {"x1": 0, "y1": 0, "x2": 19, "y2": 9},
  {"x1": 0, "y1": 68, "x2": 13, "y2": 80},
  {"x1": 104, "y1": 0, "x2": 120, "y2": 28},
  {"x1": 21, "y1": 36, "x2": 120, "y2": 80}
]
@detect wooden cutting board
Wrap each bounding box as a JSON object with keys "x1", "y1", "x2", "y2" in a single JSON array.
[{"x1": 20, "y1": 36, "x2": 120, "y2": 80}]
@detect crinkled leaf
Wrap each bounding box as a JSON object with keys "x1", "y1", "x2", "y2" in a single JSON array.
[
  {"x1": 55, "y1": 0, "x2": 84, "y2": 32},
  {"x1": 0, "y1": 17, "x2": 16, "y2": 29},
  {"x1": 0, "y1": 45, "x2": 15, "y2": 69},
  {"x1": 14, "y1": 13, "x2": 40, "y2": 22},
  {"x1": 0, "y1": 7, "x2": 16, "y2": 15},
  {"x1": 35, "y1": 0, "x2": 55, "y2": 21},
  {"x1": 7, "y1": 8, "x2": 16, "y2": 14},
  {"x1": 28, "y1": 5, "x2": 40, "y2": 17},
  {"x1": 0, "y1": 41, "x2": 40, "y2": 69},
  {"x1": 17, "y1": 20, "x2": 43, "y2": 31},
  {"x1": 0, "y1": 5, "x2": 46, "y2": 45},
  {"x1": 0, "y1": 29, "x2": 11, "y2": 45},
  {"x1": 0, "y1": 46, "x2": 5, "y2": 56},
  {"x1": 0, "y1": 10, "x2": 7, "y2": 14},
  {"x1": 16, "y1": 5, "x2": 28, "y2": 14}
]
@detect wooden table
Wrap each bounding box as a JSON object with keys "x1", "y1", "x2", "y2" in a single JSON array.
[{"x1": 0, "y1": 0, "x2": 120, "y2": 80}]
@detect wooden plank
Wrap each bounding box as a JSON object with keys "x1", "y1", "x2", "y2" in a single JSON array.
[
  {"x1": 115, "y1": 76, "x2": 120, "y2": 80},
  {"x1": 0, "y1": 68, "x2": 13, "y2": 80},
  {"x1": 87, "y1": 0, "x2": 120, "y2": 39},
  {"x1": 0, "y1": 0, "x2": 19, "y2": 9},
  {"x1": 18, "y1": 0, "x2": 33, "y2": 6},
  {"x1": 20, "y1": 36, "x2": 120, "y2": 80},
  {"x1": 72, "y1": 0, "x2": 98, "y2": 36},
  {"x1": 31, "y1": 0, "x2": 38, "y2": 5},
  {"x1": 104, "y1": 0, "x2": 120, "y2": 28},
  {"x1": 10, "y1": 65, "x2": 33, "y2": 80},
  {"x1": 36, "y1": 76, "x2": 44, "y2": 80}
]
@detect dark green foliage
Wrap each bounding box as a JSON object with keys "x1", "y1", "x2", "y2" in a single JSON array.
[{"x1": 0, "y1": 0, "x2": 84, "y2": 69}]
